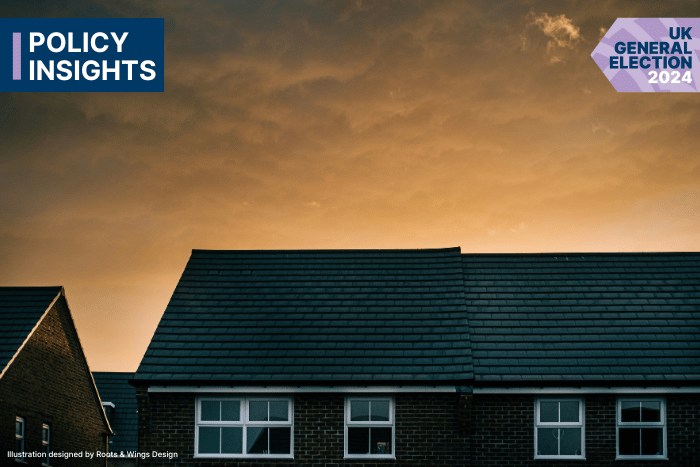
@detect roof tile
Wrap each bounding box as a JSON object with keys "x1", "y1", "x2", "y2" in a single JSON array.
[{"x1": 135, "y1": 248, "x2": 473, "y2": 383}]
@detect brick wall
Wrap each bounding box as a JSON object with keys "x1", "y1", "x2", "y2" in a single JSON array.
[
  {"x1": 471, "y1": 393, "x2": 700, "y2": 466},
  {"x1": 135, "y1": 388, "x2": 471, "y2": 467},
  {"x1": 0, "y1": 296, "x2": 109, "y2": 466},
  {"x1": 108, "y1": 457, "x2": 138, "y2": 467}
]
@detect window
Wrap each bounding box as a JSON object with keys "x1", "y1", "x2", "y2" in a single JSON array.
[
  {"x1": 102, "y1": 402, "x2": 115, "y2": 424},
  {"x1": 345, "y1": 397, "x2": 394, "y2": 458},
  {"x1": 15, "y1": 417, "x2": 24, "y2": 462},
  {"x1": 617, "y1": 398, "x2": 666, "y2": 459},
  {"x1": 15, "y1": 417, "x2": 25, "y2": 458},
  {"x1": 535, "y1": 399, "x2": 585, "y2": 459},
  {"x1": 42, "y1": 424, "x2": 51, "y2": 466},
  {"x1": 195, "y1": 397, "x2": 292, "y2": 458}
]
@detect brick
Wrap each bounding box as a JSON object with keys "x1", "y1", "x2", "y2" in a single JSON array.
[
  {"x1": 135, "y1": 391, "x2": 471, "y2": 466},
  {"x1": 0, "y1": 294, "x2": 110, "y2": 466},
  {"x1": 471, "y1": 394, "x2": 700, "y2": 466}
]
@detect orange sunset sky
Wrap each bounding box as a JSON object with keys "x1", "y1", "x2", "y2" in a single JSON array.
[{"x1": 1, "y1": 1, "x2": 699, "y2": 371}]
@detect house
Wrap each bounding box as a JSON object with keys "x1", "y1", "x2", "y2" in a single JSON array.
[
  {"x1": 132, "y1": 248, "x2": 473, "y2": 465},
  {"x1": 0, "y1": 286, "x2": 112, "y2": 466},
  {"x1": 93, "y1": 372, "x2": 138, "y2": 467},
  {"x1": 464, "y1": 252, "x2": 700, "y2": 466},
  {"x1": 133, "y1": 249, "x2": 700, "y2": 466}
]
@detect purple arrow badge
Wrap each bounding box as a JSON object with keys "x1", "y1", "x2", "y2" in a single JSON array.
[{"x1": 591, "y1": 18, "x2": 700, "y2": 92}]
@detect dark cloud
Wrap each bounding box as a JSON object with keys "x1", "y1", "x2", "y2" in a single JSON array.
[{"x1": 0, "y1": 0, "x2": 158, "y2": 18}]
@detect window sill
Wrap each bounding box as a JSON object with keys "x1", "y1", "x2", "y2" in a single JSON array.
[
  {"x1": 535, "y1": 456, "x2": 586, "y2": 460},
  {"x1": 616, "y1": 456, "x2": 667, "y2": 460},
  {"x1": 344, "y1": 455, "x2": 396, "y2": 460}
]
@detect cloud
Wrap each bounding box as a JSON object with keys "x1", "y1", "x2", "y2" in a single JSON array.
[
  {"x1": 1, "y1": 0, "x2": 700, "y2": 372},
  {"x1": 528, "y1": 12, "x2": 582, "y2": 63},
  {"x1": 591, "y1": 118, "x2": 614, "y2": 135},
  {"x1": 487, "y1": 222, "x2": 527, "y2": 236},
  {"x1": 519, "y1": 35, "x2": 528, "y2": 51}
]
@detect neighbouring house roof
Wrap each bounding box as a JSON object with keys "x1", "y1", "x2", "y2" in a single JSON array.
[
  {"x1": 134, "y1": 248, "x2": 473, "y2": 383},
  {"x1": 93, "y1": 372, "x2": 138, "y2": 452},
  {"x1": 0, "y1": 286, "x2": 63, "y2": 377},
  {"x1": 463, "y1": 253, "x2": 700, "y2": 383},
  {"x1": 0, "y1": 286, "x2": 113, "y2": 435}
]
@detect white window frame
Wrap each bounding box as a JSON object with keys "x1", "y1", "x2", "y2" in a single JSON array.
[
  {"x1": 534, "y1": 398, "x2": 585, "y2": 460},
  {"x1": 194, "y1": 397, "x2": 293, "y2": 459},
  {"x1": 344, "y1": 397, "x2": 395, "y2": 459},
  {"x1": 15, "y1": 417, "x2": 24, "y2": 462},
  {"x1": 102, "y1": 402, "x2": 115, "y2": 424},
  {"x1": 616, "y1": 397, "x2": 667, "y2": 460},
  {"x1": 42, "y1": 424, "x2": 51, "y2": 466}
]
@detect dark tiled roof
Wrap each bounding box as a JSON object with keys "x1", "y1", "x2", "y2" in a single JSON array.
[
  {"x1": 0, "y1": 286, "x2": 63, "y2": 375},
  {"x1": 463, "y1": 253, "x2": 700, "y2": 383},
  {"x1": 93, "y1": 372, "x2": 138, "y2": 452},
  {"x1": 135, "y1": 248, "x2": 473, "y2": 382}
]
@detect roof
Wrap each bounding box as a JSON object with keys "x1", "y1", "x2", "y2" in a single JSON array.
[
  {"x1": 135, "y1": 249, "x2": 700, "y2": 386},
  {"x1": 463, "y1": 253, "x2": 700, "y2": 383},
  {"x1": 93, "y1": 372, "x2": 138, "y2": 451},
  {"x1": 0, "y1": 286, "x2": 63, "y2": 376},
  {"x1": 135, "y1": 248, "x2": 473, "y2": 383},
  {"x1": 0, "y1": 286, "x2": 113, "y2": 434}
]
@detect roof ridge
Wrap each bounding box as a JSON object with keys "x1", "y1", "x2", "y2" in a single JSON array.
[
  {"x1": 192, "y1": 247, "x2": 462, "y2": 253},
  {"x1": 461, "y1": 251, "x2": 700, "y2": 257}
]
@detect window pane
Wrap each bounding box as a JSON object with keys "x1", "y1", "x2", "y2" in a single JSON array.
[
  {"x1": 351, "y1": 400, "x2": 370, "y2": 421},
  {"x1": 221, "y1": 427, "x2": 242, "y2": 454},
  {"x1": 199, "y1": 426, "x2": 220, "y2": 454},
  {"x1": 16, "y1": 419, "x2": 22, "y2": 435},
  {"x1": 560, "y1": 402, "x2": 579, "y2": 423},
  {"x1": 619, "y1": 428, "x2": 639, "y2": 455},
  {"x1": 559, "y1": 428, "x2": 581, "y2": 455},
  {"x1": 247, "y1": 427, "x2": 268, "y2": 454},
  {"x1": 348, "y1": 427, "x2": 370, "y2": 454},
  {"x1": 371, "y1": 400, "x2": 390, "y2": 421},
  {"x1": 641, "y1": 401, "x2": 660, "y2": 422},
  {"x1": 371, "y1": 427, "x2": 392, "y2": 454},
  {"x1": 270, "y1": 427, "x2": 291, "y2": 454},
  {"x1": 641, "y1": 428, "x2": 663, "y2": 456},
  {"x1": 43, "y1": 426, "x2": 50, "y2": 443},
  {"x1": 537, "y1": 428, "x2": 558, "y2": 455},
  {"x1": 221, "y1": 401, "x2": 240, "y2": 421},
  {"x1": 249, "y1": 401, "x2": 268, "y2": 421},
  {"x1": 270, "y1": 401, "x2": 288, "y2": 421},
  {"x1": 540, "y1": 402, "x2": 558, "y2": 423},
  {"x1": 201, "y1": 401, "x2": 220, "y2": 421},
  {"x1": 621, "y1": 401, "x2": 640, "y2": 422}
]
